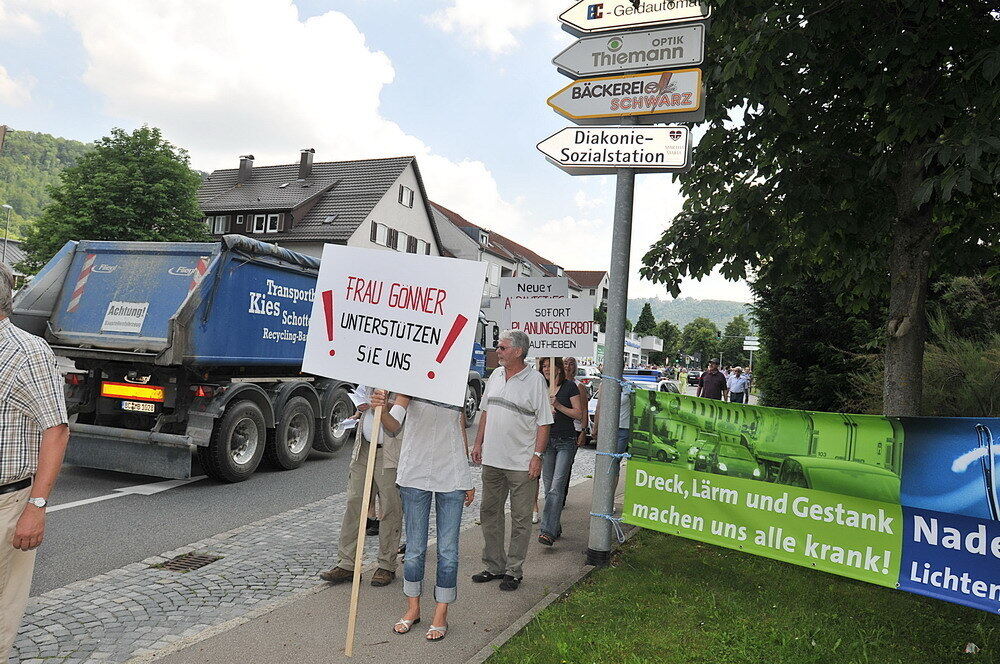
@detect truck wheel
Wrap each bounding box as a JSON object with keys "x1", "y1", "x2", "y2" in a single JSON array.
[
  {"x1": 463, "y1": 383, "x2": 480, "y2": 427},
  {"x1": 201, "y1": 400, "x2": 266, "y2": 482},
  {"x1": 315, "y1": 388, "x2": 354, "y2": 453},
  {"x1": 265, "y1": 396, "x2": 315, "y2": 470}
]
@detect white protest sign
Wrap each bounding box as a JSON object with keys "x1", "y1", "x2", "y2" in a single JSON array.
[
  {"x1": 509, "y1": 297, "x2": 595, "y2": 356},
  {"x1": 498, "y1": 277, "x2": 568, "y2": 329},
  {"x1": 302, "y1": 245, "x2": 487, "y2": 408}
]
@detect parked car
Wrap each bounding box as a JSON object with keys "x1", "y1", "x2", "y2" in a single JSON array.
[
  {"x1": 687, "y1": 370, "x2": 703, "y2": 386},
  {"x1": 691, "y1": 433, "x2": 763, "y2": 479},
  {"x1": 575, "y1": 364, "x2": 602, "y2": 398},
  {"x1": 624, "y1": 369, "x2": 679, "y2": 392}
]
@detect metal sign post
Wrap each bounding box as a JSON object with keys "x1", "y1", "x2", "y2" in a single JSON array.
[
  {"x1": 542, "y1": 2, "x2": 710, "y2": 566},
  {"x1": 587, "y1": 116, "x2": 637, "y2": 565}
]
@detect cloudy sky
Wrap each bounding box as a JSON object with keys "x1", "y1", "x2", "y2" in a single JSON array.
[{"x1": 0, "y1": 0, "x2": 751, "y2": 302}]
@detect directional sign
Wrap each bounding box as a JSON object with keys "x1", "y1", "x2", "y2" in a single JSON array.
[
  {"x1": 537, "y1": 126, "x2": 691, "y2": 175},
  {"x1": 560, "y1": 1, "x2": 710, "y2": 36},
  {"x1": 548, "y1": 68, "x2": 701, "y2": 124},
  {"x1": 744, "y1": 336, "x2": 759, "y2": 343},
  {"x1": 553, "y1": 23, "x2": 705, "y2": 79}
]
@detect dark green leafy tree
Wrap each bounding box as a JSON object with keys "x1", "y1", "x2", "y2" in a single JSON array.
[
  {"x1": 624, "y1": 318, "x2": 633, "y2": 333},
  {"x1": 640, "y1": 1, "x2": 1000, "y2": 416},
  {"x1": 655, "y1": 319, "x2": 681, "y2": 358},
  {"x1": 594, "y1": 307, "x2": 607, "y2": 333},
  {"x1": 719, "y1": 315, "x2": 752, "y2": 368},
  {"x1": 20, "y1": 126, "x2": 207, "y2": 272},
  {"x1": 634, "y1": 302, "x2": 657, "y2": 336},
  {"x1": 934, "y1": 274, "x2": 1000, "y2": 340},
  {"x1": 681, "y1": 317, "x2": 720, "y2": 367},
  {"x1": 751, "y1": 270, "x2": 883, "y2": 412}
]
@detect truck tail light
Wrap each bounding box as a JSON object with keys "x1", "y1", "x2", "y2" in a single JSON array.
[
  {"x1": 65, "y1": 373, "x2": 86, "y2": 386},
  {"x1": 192, "y1": 385, "x2": 217, "y2": 398}
]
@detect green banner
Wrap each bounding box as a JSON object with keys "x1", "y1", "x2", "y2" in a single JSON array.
[
  {"x1": 622, "y1": 389, "x2": 1000, "y2": 614},
  {"x1": 624, "y1": 459, "x2": 901, "y2": 586}
]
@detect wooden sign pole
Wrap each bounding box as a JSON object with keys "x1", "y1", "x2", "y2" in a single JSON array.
[
  {"x1": 549, "y1": 357, "x2": 557, "y2": 397},
  {"x1": 344, "y1": 404, "x2": 384, "y2": 657}
]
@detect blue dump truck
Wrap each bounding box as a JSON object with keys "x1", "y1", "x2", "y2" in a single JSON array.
[{"x1": 12, "y1": 235, "x2": 490, "y2": 482}]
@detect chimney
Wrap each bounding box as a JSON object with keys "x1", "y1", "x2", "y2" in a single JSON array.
[
  {"x1": 238, "y1": 154, "x2": 254, "y2": 184},
  {"x1": 298, "y1": 148, "x2": 315, "y2": 180}
]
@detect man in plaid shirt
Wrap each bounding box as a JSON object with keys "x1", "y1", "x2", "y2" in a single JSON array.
[{"x1": 0, "y1": 262, "x2": 69, "y2": 660}]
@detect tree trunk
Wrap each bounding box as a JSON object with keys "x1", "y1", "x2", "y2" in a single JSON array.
[{"x1": 883, "y1": 147, "x2": 934, "y2": 417}]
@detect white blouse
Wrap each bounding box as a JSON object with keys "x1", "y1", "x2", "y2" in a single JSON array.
[{"x1": 395, "y1": 398, "x2": 474, "y2": 493}]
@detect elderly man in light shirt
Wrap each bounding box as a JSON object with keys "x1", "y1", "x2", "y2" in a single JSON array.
[
  {"x1": 471, "y1": 330, "x2": 552, "y2": 592},
  {"x1": 727, "y1": 367, "x2": 751, "y2": 404}
]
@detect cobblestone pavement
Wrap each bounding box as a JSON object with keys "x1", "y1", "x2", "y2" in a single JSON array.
[{"x1": 10, "y1": 450, "x2": 598, "y2": 664}]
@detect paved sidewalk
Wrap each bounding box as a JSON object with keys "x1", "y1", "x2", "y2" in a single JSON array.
[
  {"x1": 9, "y1": 450, "x2": 605, "y2": 663},
  {"x1": 150, "y1": 474, "x2": 615, "y2": 664}
]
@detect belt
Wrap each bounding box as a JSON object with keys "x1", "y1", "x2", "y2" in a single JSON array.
[{"x1": 0, "y1": 478, "x2": 31, "y2": 496}]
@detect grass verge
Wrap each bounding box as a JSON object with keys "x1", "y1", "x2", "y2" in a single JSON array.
[{"x1": 487, "y1": 530, "x2": 999, "y2": 664}]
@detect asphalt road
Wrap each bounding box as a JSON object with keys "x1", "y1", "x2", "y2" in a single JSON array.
[
  {"x1": 33, "y1": 416, "x2": 484, "y2": 596},
  {"x1": 33, "y1": 447, "x2": 355, "y2": 596}
]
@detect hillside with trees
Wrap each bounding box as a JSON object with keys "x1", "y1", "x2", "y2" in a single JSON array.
[
  {"x1": 627, "y1": 297, "x2": 751, "y2": 331},
  {"x1": 0, "y1": 128, "x2": 91, "y2": 239}
]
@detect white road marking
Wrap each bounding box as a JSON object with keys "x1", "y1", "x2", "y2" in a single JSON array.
[{"x1": 48, "y1": 476, "x2": 207, "y2": 513}]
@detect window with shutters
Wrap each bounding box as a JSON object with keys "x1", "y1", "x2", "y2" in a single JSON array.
[
  {"x1": 398, "y1": 185, "x2": 414, "y2": 208},
  {"x1": 396, "y1": 231, "x2": 408, "y2": 252},
  {"x1": 407, "y1": 236, "x2": 417, "y2": 253},
  {"x1": 252, "y1": 214, "x2": 266, "y2": 233},
  {"x1": 266, "y1": 214, "x2": 281, "y2": 233},
  {"x1": 387, "y1": 228, "x2": 399, "y2": 248}
]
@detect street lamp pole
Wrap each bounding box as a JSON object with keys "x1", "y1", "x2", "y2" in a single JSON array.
[{"x1": 1, "y1": 205, "x2": 11, "y2": 266}]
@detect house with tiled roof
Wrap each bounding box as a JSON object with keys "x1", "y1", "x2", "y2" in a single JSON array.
[
  {"x1": 1, "y1": 238, "x2": 27, "y2": 287},
  {"x1": 198, "y1": 150, "x2": 442, "y2": 259},
  {"x1": 566, "y1": 270, "x2": 609, "y2": 311},
  {"x1": 430, "y1": 202, "x2": 587, "y2": 298}
]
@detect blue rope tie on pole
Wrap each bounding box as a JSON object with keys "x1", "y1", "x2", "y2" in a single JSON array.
[
  {"x1": 590, "y1": 513, "x2": 626, "y2": 543},
  {"x1": 598, "y1": 375, "x2": 635, "y2": 394},
  {"x1": 595, "y1": 451, "x2": 631, "y2": 473}
]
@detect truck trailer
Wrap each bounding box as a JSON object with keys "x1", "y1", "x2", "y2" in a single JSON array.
[{"x1": 12, "y1": 235, "x2": 488, "y2": 482}]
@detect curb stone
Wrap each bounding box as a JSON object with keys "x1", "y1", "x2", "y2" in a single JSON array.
[{"x1": 464, "y1": 524, "x2": 639, "y2": 664}]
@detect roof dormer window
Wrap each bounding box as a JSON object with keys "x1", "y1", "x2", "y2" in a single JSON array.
[{"x1": 398, "y1": 185, "x2": 414, "y2": 208}]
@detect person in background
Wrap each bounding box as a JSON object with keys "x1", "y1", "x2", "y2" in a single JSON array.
[
  {"x1": 727, "y1": 366, "x2": 751, "y2": 404},
  {"x1": 678, "y1": 367, "x2": 688, "y2": 394},
  {"x1": 537, "y1": 357, "x2": 585, "y2": 547},
  {"x1": 319, "y1": 386, "x2": 404, "y2": 587},
  {"x1": 471, "y1": 330, "x2": 552, "y2": 592},
  {"x1": 562, "y1": 357, "x2": 589, "y2": 449},
  {"x1": 375, "y1": 392, "x2": 475, "y2": 643},
  {"x1": 697, "y1": 360, "x2": 728, "y2": 401},
  {"x1": 0, "y1": 263, "x2": 70, "y2": 662},
  {"x1": 593, "y1": 377, "x2": 634, "y2": 493}
]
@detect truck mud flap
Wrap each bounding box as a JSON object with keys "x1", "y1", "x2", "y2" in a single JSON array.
[{"x1": 65, "y1": 423, "x2": 195, "y2": 479}]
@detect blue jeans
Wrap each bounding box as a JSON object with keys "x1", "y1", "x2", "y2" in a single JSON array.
[
  {"x1": 540, "y1": 435, "x2": 578, "y2": 539},
  {"x1": 399, "y1": 486, "x2": 465, "y2": 604}
]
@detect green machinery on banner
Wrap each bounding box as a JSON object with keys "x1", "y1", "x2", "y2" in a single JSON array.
[{"x1": 623, "y1": 391, "x2": 1000, "y2": 613}]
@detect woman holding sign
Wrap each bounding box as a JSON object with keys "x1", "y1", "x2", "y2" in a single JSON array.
[
  {"x1": 536, "y1": 357, "x2": 585, "y2": 547},
  {"x1": 372, "y1": 391, "x2": 475, "y2": 643}
]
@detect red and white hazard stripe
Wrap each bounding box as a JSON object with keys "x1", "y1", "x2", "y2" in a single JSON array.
[
  {"x1": 187, "y1": 256, "x2": 210, "y2": 294},
  {"x1": 66, "y1": 254, "x2": 97, "y2": 313}
]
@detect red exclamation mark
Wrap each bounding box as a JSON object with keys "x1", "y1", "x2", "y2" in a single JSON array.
[
  {"x1": 322, "y1": 290, "x2": 336, "y2": 356},
  {"x1": 428, "y1": 314, "x2": 468, "y2": 379}
]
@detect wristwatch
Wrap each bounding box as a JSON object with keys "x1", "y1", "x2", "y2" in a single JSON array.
[
  {"x1": 27, "y1": 497, "x2": 47, "y2": 509},
  {"x1": 533, "y1": 451, "x2": 544, "y2": 459}
]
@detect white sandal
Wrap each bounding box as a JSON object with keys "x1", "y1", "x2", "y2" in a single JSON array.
[
  {"x1": 392, "y1": 617, "x2": 420, "y2": 634},
  {"x1": 426, "y1": 624, "x2": 448, "y2": 642}
]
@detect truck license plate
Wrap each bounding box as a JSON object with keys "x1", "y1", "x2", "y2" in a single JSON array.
[{"x1": 122, "y1": 400, "x2": 155, "y2": 413}]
